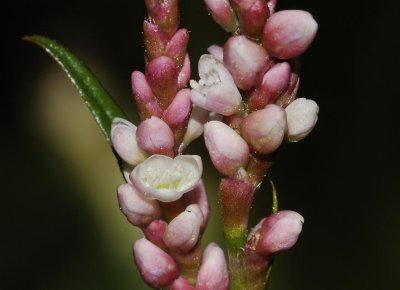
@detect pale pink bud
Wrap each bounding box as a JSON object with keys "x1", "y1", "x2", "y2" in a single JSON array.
[
  {"x1": 164, "y1": 204, "x2": 203, "y2": 253},
  {"x1": 171, "y1": 277, "x2": 195, "y2": 290},
  {"x1": 231, "y1": 0, "x2": 269, "y2": 40},
  {"x1": 204, "y1": 0, "x2": 238, "y2": 32},
  {"x1": 182, "y1": 105, "x2": 209, "y2": 147},
  {"x1": 190, "y1": 54, "x2": 242, "y2": 116},
  {"x1": 248, "y1": 62, "x2": 291, "y2": 111},
  {"x1": 165, "y1": 28, "x2": 189, "y2": 69},
  {"x1": 204, "y1": 121, "x2": 249, "y2": 176},
  {"x1": 130, "y1": 155, "x2": 203, "y2": 202},
  {"x1": 163, "y1": 89, "x2": 192, "y2": 147},
  {"x1": 133, "y1": 238, "x2": 179, "y2": 288},
  {"x1": 285, "y1": 98, "x2": 319, "y2": 142},
  {"x1": 196, "y1": 243, "x2": 229, "y2": 290},
  {"x1": 267, "y1": 0, "x2": 277, "y2": 14},
  {"x1": 131, "y1": 71, "x2": 163, "y2": 119},
  {"x1": 111, "y1": 118, "x2": 147, "y2": 166},
  {"x1": 178, "y1": 53, "x2": 191, "y2": 89},
  {"x1": 144, "y1": 219, "x2": 168, "y2": 251},
  {"x1": 117, "y1": 183, "x2": 161, "y2": 226},
  {"x1": 256, "y1": 210, "x2": 304, "y2": 255},
  {"x1": 275, "y1": 61, "x2": 300, "y2": 107},
  {"x1": 146, "y1": 56, "x2": 178, "y2": 109},
  {"x1": 241, "y1": 104, "x2": 287, "y2": 154},
  {"x1": 262, "y1": 10, "x2": 318, "y2": 59},
  {"x1": 145, "y1": 0, "x2": 179, "y2": 37},
  {"x1": 207, "y1": 44, "x2": 223, "y2": 61},
  {"x1": 184, "y1": 180, "x2": 210, "y2": 229},
  {"x1": 223, "y1": 35, "x2": 271, "y2": 90},
  {"x1": 143, "y1": 20, "x2": 168, "y2": 60},
  {"x1": 136, "y1": 116, "x2": 175, "y2": 157}
]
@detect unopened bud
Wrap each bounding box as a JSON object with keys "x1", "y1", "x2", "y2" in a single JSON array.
[
  {"x1": 241, "y1": 104, "x2": 287, "y2": 154},
  {"x1": 164, "y1": 204, "x2": 203, "y2": 253},
  {"x1": 145, "y1": 0, "x2": 179, "y2": 37},
  {"x1": 178, "y1": 53, "x2": 191, "y2": 89},
  {"x1": 256, "y1": 210, "x2": 304, "y2": 255},
  {"x1": 207, "y1": 44, "x2": 223, "y2": 61},
  {"x1": 184, "y1": 180, "x2": 210, "y2": 229},
  {"x1": 204, "y1": 0, "x2": 238, "y2": 32},
  {"x1": 196, "y1": 243, "x2": 229, "y2": 290},
  {"x1": 191, "y1": 54, "x2": 242, "y2": 116},
  {"x1": 111, "y1": 118, "x2": 147, "y2": 166},
  {"x1": 285, "y1": 98, "x2": 319, "y2": 142},
  {"x1": 143, "y1": 20, "x2": 168, "y2": 60},
  {"x1": 144, "y1": 219, "x2": 168, "y2": 251},
  {"x1": 204, "y1": 121, "x2": 249, "y2": 176},
  {"x1": 224, "y1": 35, "x2": 271, "y2": 90},
  {"x1": 163, "y1": 89, "x2": 192, "y2": 147},
  {"x1": 117, "y1": 183, "x2": 161, "y2": 226},
  {"x1": 165, "y1": 28, "x2": 189, "y2": 69},
  {"x1": 136, "y1": 116, "x2": 175, "y2": 156},
  {"x1": 131, "y1": 71, "x2": 163, "y2": 119},
  {"x1": 171, "y1": 277, "x2": 195, "y2": 290},
  {"x1": 275, "y1": 61, "x2": 300, "y2": 108},
  {"x1": 146, "y1": 56, "x2": 178, "y2": 109},
  {"x1": 267, "y1": 0, "x2": 277, "y2": 14},
  {"x1": 130, "y1": 154, "x2": 203, "y2": 202},
  {"x1": 133, "y1": 238, "x2": 179, "y2": 288},
  {"x1": 262, "y1": 10, "x2": 318, "y2": 59},
  {"x1": 231, "y1": 0, "x2": 269, "y2": 40},
  {"x1": 182, "y1": 105, "x2": 209, "y2": 147},
  {"x1": 248, "y1": 62, "x2": 291, "y2": 111}
]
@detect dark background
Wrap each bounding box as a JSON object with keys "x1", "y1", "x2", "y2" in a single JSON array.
[{"x1": 3, "y1": 0, "x2": 400, "y2": 289}]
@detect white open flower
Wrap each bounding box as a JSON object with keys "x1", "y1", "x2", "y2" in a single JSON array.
[
  {"x1": 130, "y1": 155, "x2": 203, "y2": 202},
  {"x1": 190, "y1": 54, "x2": 242, "y2": 116}
]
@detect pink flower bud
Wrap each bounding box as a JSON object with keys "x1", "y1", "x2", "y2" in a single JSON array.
[
  {"x1": 143, "y1": 20, "x2": 168, "y2": 60},
  {"x1": 146, "y1": 56, "x2": 178, "y2": 109},
  {"x1": 223, "y1": 35, "x2": 271, "y2": 90},
  {"x1": 164, "y1": 204, "x2": 203, "y2": 253},
  {"x1": 130, "y1": 155, "x2": 203, "y2": 202},
  {"x1": 117, "y1": 183, "x2": 161, "y2": 226},
  {"x1": 285, "y1": 98, "x2": 319, "y2": 142},
  {"x1": 111, "y1": 118, "x2": 148, "y2": 166},
  {"x1": 241, "y1": 104, "x2": 287, "y2": 154},
  {"x1": 204, "y1": 0, "x2": 238, "y2": 32},
  {"x1": 145, "y1": 0, "x2": 179, "y2": 37},
  {"x1": 136, "y1": 116, "x2": 175, "y2": 156},
  {"x1": 171, "y1": 277, "x2": 195, "y2": 290},
  {"x1": 131, "y1": 71, "x2": 163, "y2": 119},
  {"x1": 182, "y1": 105, "x2": 209, "y2": 149},
  {"x1": 196, "y1": 243, "x2": 229, "y2": 290},
  {"x1": 204, "y1": 121, "x2": 249, "y2": 176},
  {"x1": 133, "y1": 238, "x2": 179, "y2": 288},
  {"x1": 207, "y1": 44, "x2": 223, "y2": 61},
  {"x1": 256, "y1": 210, "x2": 304, "y2": 255},
  {"x1": 184, "y1": 180, "x2": 210, "y2": 229},
  {"x1": 275, "y1": 60, "x2": 300, "y2": 107},
  {"x1": 163, "y1": 89, "x2": 192, "y2": 148},
  {"x1": 190, "y1": 54, "x2": 242, "y2": 116},
  {"x1": 231, "y1": 0, "x2": 269, "y2": 40},
  {"x1": 248, "y1": 62, "x2": 291, "y2": 111},
  {"x1": 262, "y1": 10, "x2": 318, "y2": 59},
  {"x1": 178, "y1": 53, "x2": 191, "y2": 89},
  {"x1": 144, "y1": 219, "x2": 168, "y2": 251},
  {"x1": 165, "y1": 28, "x2": 189, "y2": 69},
  {"x1": 267, "y1": 0, "x2": 277, "y2": 14}
]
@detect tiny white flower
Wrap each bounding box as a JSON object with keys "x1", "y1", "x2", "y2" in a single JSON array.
[
  {"x1": 190, "y1": 54, "x2": 242, "y2": 116},
  {"x1": 130, "y1": 155, "x2": 203, "y2": 202}
]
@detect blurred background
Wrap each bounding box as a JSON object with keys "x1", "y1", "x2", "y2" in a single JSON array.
[{"x1": 3, "y1": 0, "x2": 400, "y2": 289}]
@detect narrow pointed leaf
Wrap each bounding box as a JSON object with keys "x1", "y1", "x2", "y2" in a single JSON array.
[{"x1": 23, "y1": 35, "x2": 127, "y2": 144}]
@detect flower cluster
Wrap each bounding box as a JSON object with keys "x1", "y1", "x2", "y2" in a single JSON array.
[{"x1": 111, "y1": 0, "x2": 318, "y2": 289}]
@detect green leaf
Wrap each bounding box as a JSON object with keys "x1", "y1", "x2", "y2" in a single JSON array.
[
  {"x1": 23, "y1": 35, "x2": 127, "y2": 144},
  {"x1": 270, "y1": 181, "x2": 279, "y2": 214}
]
